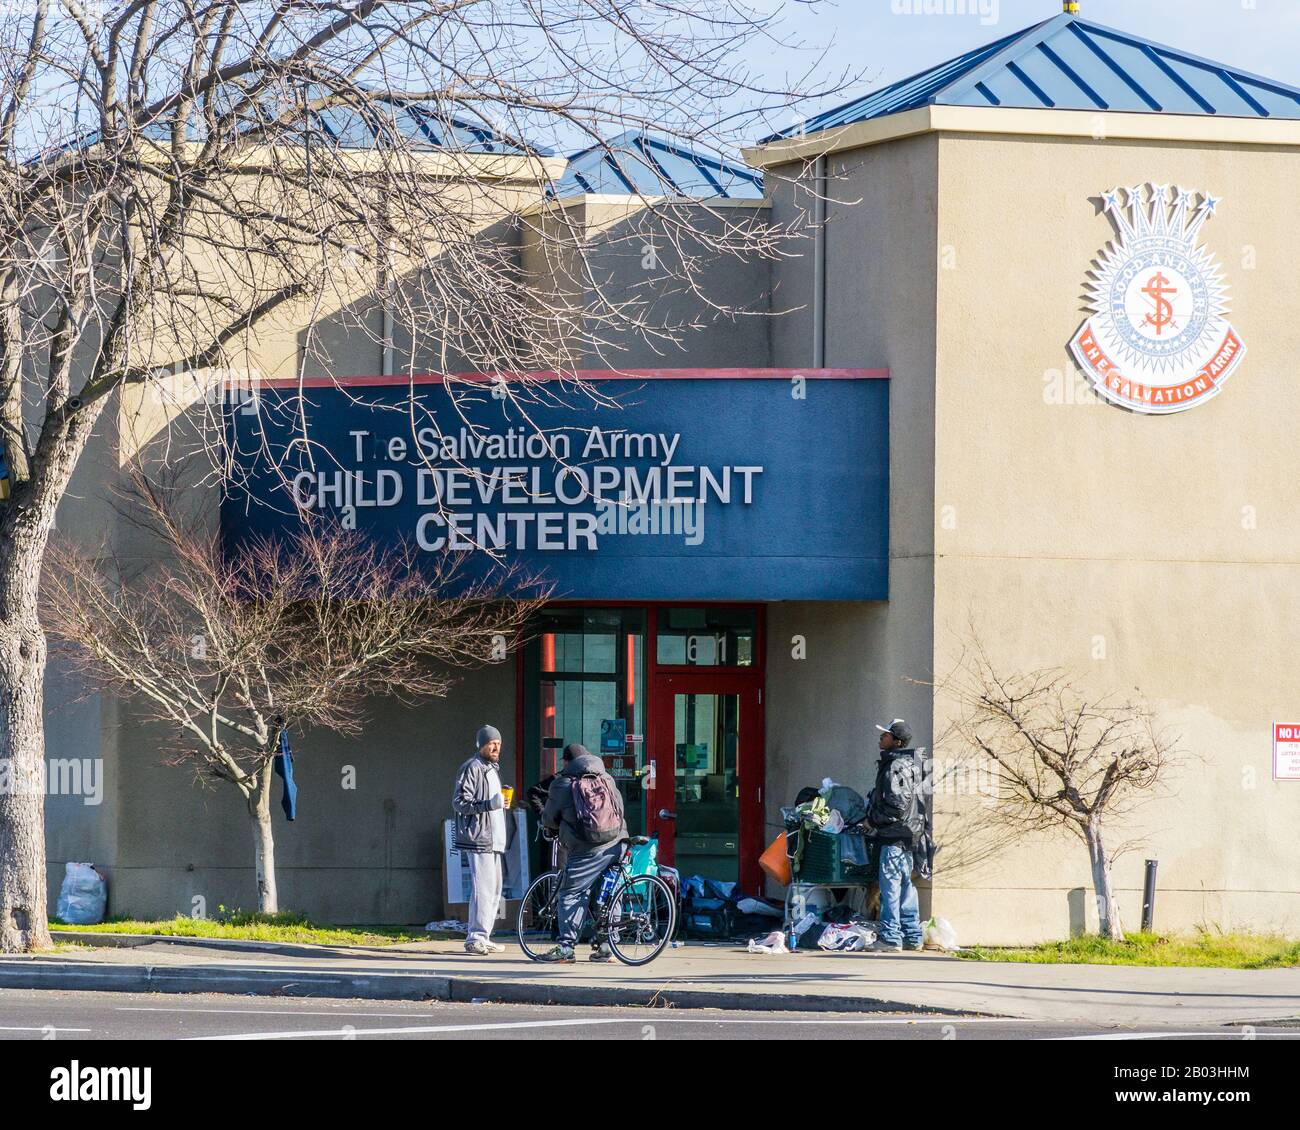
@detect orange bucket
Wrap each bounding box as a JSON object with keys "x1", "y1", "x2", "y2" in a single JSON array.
[{"x1": 759, "y1": 832, "x2": 792, "y2": 886}]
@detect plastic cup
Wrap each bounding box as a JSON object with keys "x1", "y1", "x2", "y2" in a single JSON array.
[{"x1": 501, "y1": 786, "x2": 514, "y2": 809}]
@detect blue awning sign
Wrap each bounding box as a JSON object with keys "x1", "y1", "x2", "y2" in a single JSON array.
[{"x1": 223, "y1": 372, "x2": 890, "y2": 601}]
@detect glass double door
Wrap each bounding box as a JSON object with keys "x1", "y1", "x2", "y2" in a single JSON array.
[
  {"x1": 528, "y1": 608, "x2": 647, "y2": 840},
  {"x1": 650, "y1": 671, "x2": 763, "y2": 893}
]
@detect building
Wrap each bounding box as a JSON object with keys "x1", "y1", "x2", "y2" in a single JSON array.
[{"x1": 47, "y1": 10, "x2": 1300, "y2": 942}]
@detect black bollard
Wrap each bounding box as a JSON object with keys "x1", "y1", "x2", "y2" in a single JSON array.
[{"x1": 1140, "y1": 859, "x2": 1159, "y2": 933}]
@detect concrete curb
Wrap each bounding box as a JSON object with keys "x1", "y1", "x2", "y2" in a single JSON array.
[
  {"x1": 54, "y1": 930, "x2": 379, "y2": 961},
  {"x1": 0, "y1": 958, "x2": 981, "y2": 1016}
]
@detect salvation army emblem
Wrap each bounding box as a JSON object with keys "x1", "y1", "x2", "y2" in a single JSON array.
[{"x1": 1069, "y1": 184, "x2": 1246, "y2": 414}]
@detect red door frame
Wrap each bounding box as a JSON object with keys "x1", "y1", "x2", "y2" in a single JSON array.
[
  {"x1": 649, "y1": 665, "x2": 765, "y2": 893},
  {"x1": 513, "y1": 602, "x2": 767, "y2": 890}
]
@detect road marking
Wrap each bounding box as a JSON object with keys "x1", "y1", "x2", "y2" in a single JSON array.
[
  {"x1": 0, "y1": 1026, "x2": 91, "y2": 1033},
  {"x1": 119, "y1": 1006, "x2": 446, "y2": 1019},
  {"x1": 189, "y1": 1016, "x2": 1028, "y2": 1040},
  {"x1": 1053, "y1": 1031, "x2": 1300, "y2": 1040}
]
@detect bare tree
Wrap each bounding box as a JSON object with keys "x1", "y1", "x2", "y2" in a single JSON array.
[
  {"x1": 0, "y1": 3, "x2": 848, "y2": 950},
  {"x1": 931, "y1": 638, "x2": 1185, "y2": 941},
  {"x1": 42, "y1": 475, "x2": 548, "y2": 913}
]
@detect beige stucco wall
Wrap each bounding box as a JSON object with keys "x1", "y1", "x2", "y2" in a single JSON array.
[
  {"x1": 102, "y1": 661, "x2": 515, "y2": 923},
  {"x1": 762, "y1": 137, "x2": 939, "y2": 903},
  {"x1": 41, "y1": 176, "x2": 787, "y2": 922},
  {"x1": 48, "y1": 111, "x2": 1300, "y2": 943},
  {"x1": 927, "y1": 130, "x2": 1300, "y2": 942}
]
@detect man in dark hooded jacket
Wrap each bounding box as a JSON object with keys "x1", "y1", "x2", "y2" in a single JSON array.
[
  {"x1": 864, "y1": 718, "x2": 927, "y2": 953},
  {"x1": 537, "y1": 744, "x2": 627, "y2": 963}
]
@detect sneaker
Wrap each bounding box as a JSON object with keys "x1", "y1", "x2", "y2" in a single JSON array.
[
  {"x1": 464, "y1": 940, "x2": 491, "y2": 955},
  {"x1": 589, "y1": 944, "x2": 614, "y2": 963},
  {"x1": 536, "y1": 945, "x2": 576, "y2": 963},
  {"x1": 484, "y1": 941, "x2": 506, "y2": 953},
  {"x1": 904, "y1": 941, "x2": 926, "y2": 952},
  {"x1": 864, "y1": 939, "x2": 903, "y2": 953}
]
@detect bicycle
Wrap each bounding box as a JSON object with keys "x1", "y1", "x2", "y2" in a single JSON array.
[{"x1": 517, "y1": 831, "x2": 677, "y2": 966}]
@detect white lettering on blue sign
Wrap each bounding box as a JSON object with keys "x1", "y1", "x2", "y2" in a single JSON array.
[{"x1": 295, "y1": 425, "x2": 762, "y2": 554}]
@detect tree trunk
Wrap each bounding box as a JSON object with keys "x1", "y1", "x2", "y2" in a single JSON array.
[
  {"x1": 248, "y1": 761, "x2": 278, "y2": 915},
  {"x1": 1085, "y1": 818, "x2": 1124, "y2": 941},
  {"x1": 0, "y1": 380, "x2": 104, "y2": 952},
  {"x1": 0, "y1": 609, "x2": 52, "y2": 952}
]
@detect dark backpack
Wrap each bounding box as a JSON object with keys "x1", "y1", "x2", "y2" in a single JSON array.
[{"x1": 570, "y1": 773, "x2": 622, "y2": 844}]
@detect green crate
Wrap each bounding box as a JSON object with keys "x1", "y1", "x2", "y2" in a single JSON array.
[{"x1": 795, "y1": 829, "x2": 874, "y2": 884}]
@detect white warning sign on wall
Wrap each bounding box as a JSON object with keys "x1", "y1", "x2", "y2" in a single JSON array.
[{"x1": 1272, "y1": 724, "x2": 1300, "y2": 781}]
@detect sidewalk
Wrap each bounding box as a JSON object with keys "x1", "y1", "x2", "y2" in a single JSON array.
[{"x1": 2, "y1": 933, "x2": 1297, "y2": 1026}]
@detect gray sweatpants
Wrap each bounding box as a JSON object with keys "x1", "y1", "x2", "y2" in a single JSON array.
[
  {"x1": 466, "y1": 850, "x2": 503, "y2": 946},
  {"x1": 557, "y1": 841, "x2": 623, "y2": 948}
]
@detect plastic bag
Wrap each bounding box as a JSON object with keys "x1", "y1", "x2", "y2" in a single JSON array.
[
  {"x1": 627, "y1": 838, "x2": 658, "y2": 877},
  {"x1": 747, "y1": 930, "x2": 789, "y2": 955},
  {"x1": 790, "y1": 911, "x2": 818, "y2": 937},
  {"x1": 824, "y1": 810, "x2": 845, "y2": 834},
  {"x1": 759, "y1": 833, "x2": 793, "y2": 886},
  {"x1": 818, "y1": 780, "x2": 868, "y2": 827},
  {"x1": 56, "y1": 862, "x2": 106, "y2": 925},
  {"x1": 735, "y1": 897, "x2": 782, "y2": 918},
  {"x1": 703, "y1": 878, "x2": 736, "y2": 900},
  {"x1": 792, "y1": 796, "x2": 830, "y2": 828},
  {"x1": 924, "y1": 916, "x2": 959, "y2": 951},
  {"x1": 788, "y1": 885, "x2": 834, "y2": 915},
  {"x1": 425, "y1": 919, "x2": 468, "y2": 933},
  {"x1": 817, "y1": 922, "x2": 877, "y2": 952}
]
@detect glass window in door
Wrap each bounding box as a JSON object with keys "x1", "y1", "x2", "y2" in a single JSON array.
[{"x1": 673, "y1": 692, "x2": 740, "y2": 884}]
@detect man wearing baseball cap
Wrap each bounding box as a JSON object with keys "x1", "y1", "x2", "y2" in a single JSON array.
[{"x1": 865, "y1": 718, "x2": 926, "y2": 953}]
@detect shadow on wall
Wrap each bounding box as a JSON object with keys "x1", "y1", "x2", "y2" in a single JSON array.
[{"x1": 298, "y1": 207, "x2": 774, "y2": 378}]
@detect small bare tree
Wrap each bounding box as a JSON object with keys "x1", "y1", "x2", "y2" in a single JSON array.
[
  {"x1": 42, "y1": 478, "x2": 548, "y2": 913},
  {"x1": 932, "y1": 638, "x2": 1184, "y2": 941}
]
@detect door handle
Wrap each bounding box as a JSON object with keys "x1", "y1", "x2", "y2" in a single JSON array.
[{"x1": 657, "y1": 809, "x2": 676, "y2": 821}]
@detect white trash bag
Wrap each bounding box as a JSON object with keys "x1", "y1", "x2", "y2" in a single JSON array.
[
  {"x1": 56, "y1": 862, "x2": 106, "y2": 925},
  {"x1": 817, "y1": 922, "x2": 877, "y2": 952},
  {"x1": 923, "y1": 915, "x2": 959, "y2": 951},
  {"x1": 747, "y1": 930, "x2": 789, "y2": 955}
]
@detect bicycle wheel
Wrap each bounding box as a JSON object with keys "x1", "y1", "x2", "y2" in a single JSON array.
[
  {"x1": 606, "y1": 874, "x2": 676, "y2": 966},
  {"x1": 517, "y1": 871, "x2": 561, "y2": 960}
]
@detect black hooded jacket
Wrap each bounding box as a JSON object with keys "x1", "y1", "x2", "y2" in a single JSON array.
[{"x1": 866, "y1": 747, "x2": 926, "y2": 843}]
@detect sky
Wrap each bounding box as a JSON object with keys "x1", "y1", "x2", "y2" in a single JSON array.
[{"x1": 750, "y1": 0, "x2": 1300, "y2": 134}]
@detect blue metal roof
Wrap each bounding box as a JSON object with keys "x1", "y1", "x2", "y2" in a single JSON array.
[
  {"x1": 555, "y1": 131, "x2": 764, "y2": 199},
  {"x1": 767, "y1": 13, "x2": 1300, "y2": 140},
  {"x1": 288, "y1": 98, "x2": 545, "y2": 154},
  {"x1": 40, "y1": 99, "x2": 545, "y2": 162}
]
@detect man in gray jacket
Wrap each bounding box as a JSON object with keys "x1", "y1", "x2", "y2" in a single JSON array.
[
  {"x1": 538, "y1": 743, "x2": 627, "y2": 963},
  {"x1": 452, "y1": 724, "x2": 508, "y2": 955}
]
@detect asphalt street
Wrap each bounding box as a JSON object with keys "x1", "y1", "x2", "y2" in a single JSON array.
[{"x1": 2, "y1": 989, "x2": 1299, "y2": 1040}]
